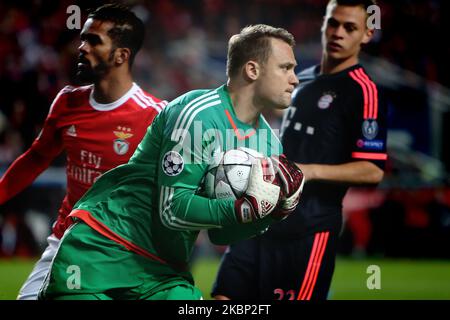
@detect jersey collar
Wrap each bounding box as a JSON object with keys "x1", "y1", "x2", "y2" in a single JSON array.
[
  {"x1": 89, "y1": 82, "x2": 139, "y2": 111},
  {"x1": 317, "y1": 64, "x2": 362, "y2": 79},
  {"x1": 217, "y1": 84, "x2": 260, "y2": 140},
  {"x1": 218, "y1": 85, "x2": 262, "y2": 128}
]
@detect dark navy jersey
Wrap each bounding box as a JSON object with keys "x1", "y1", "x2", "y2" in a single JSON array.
[{"x1": 266, "y1": 64, "x2": 387, "y2": 238}]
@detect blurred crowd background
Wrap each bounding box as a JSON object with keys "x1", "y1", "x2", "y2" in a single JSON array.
[{"x1": 0, "y1": 0, "x2": 449, "y2": 259}]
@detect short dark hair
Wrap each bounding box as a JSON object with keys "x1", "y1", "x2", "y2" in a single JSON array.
[
  {"x1": 327, "y1": 0, "x2": 377, "y2": 12},
  {"x1": 88, "y1": 4, "x2": 145, "y2": 66},
  {"x1": 226, "y1": 24, "x2": 295, "y2": 78}
]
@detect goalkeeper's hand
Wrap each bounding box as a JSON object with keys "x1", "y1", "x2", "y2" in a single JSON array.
[
  {"x1": 235, "y1": 158, "x2": 281, "y2": 223},
  {"x1": 270, "y1": 154, "x2": 305, "y2": 220}
]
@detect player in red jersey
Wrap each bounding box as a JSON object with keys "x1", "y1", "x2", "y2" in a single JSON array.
[{"x1": 0, "y1": 4, "x2": 166, "y2": 300}]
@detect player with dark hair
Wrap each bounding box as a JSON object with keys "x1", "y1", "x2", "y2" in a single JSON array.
[
  {"x1": 38, "y1": 24, "x2": 304, "y2": 300},
  {"x1": 83, "y1": 3, "x2": 145, "y2": 69},
  {"x1": 212, "y1": 0, "x2": 387, "y2": 300},
  {"x1": 0, "y1": 4, "x2": 167, "y2": 300}
]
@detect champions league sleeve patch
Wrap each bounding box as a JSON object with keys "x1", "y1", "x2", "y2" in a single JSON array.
[
  {"x1": 362, "y1": 119, "x2": 378, "y2": 140},
  {"x1": 162, "y1": 151, "x2": 184, "y2": 176}
]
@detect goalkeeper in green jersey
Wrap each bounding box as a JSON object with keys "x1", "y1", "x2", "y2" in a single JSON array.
[{"x1": 39, "y1": 24, "x2": 304, "y2": 300}]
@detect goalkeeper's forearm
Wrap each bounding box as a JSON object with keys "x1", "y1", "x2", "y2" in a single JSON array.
[
  {"x1": 207, "y1": 215, "x2": 276, "y2": 245},
  {"x1": 159, "y1": 187, "x2": 242, "y2": 230}
]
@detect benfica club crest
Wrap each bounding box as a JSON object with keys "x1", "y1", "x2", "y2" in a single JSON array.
[{"x1": 113, "y1": 126, "x2": 134, "y2": 155}]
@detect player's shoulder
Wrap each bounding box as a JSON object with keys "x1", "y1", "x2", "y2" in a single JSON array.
[
  {"x1": 162, "y1": 88, "x2": 221, "y2": 133},
  {"x1": 345, "y1": 65, "x2": 379, "y2": 92},
  {"x1": 297, "y1": 65, "x2": 320, "y2": 82},
  {"x1": 49, "y1": 84, "x2": 92, "y2": 113},
  {"x1": 58, "y1": 84, "x2": 92, "y2": 97},
  {"x1": 171, "y1": 88, "x2": 216, "y2": 106},
  {"x1": 164, "y1": 88, "x2": 218, "y2": 116},
  {"x1": 55, "y1": 84, "x2": 92, "y2": 104},
  {"x1": 132, "y1": 84, "x2": 168, "y2": 113},
  {"x1": 137, "y1": 87, "x2": 164, "y2": 102}
]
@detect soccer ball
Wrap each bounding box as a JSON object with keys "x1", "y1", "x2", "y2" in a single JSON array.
[{"x1": 204, "y1": 147, "x2": 277, "y2": 200}]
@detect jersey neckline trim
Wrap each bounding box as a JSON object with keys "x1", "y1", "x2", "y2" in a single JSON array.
[
  {"x1": 305, "y1": 64, "x2": 362, "y2": 81},
  {"x1": 219, "y1": 85, "x2": 261, "y2": 130},
  {"x1": 224, "y1": 109, "x2": 256, "y2": 140},
  {"x1": 89, "y1": 82, "x2": 139, "y2": 111}
]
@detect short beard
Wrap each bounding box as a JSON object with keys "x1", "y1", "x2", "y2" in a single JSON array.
[
  {"x1": 76, "y1": 67, "x2": 98, "y2": 84},
  {"x1": 76, "y1": 50, "x2": 115, "y2": 84}
]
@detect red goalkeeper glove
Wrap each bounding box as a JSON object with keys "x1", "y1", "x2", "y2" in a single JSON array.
[{"x1": 271, "y1": 155, "x2": 305, "y2": 220}]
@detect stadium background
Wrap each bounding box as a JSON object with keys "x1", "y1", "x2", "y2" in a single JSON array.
[{"x1": 0, "y1": 0, "x2": 449, "y2": 299}]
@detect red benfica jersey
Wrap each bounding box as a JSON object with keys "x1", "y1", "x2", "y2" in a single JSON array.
[{"x1": 33, "y1": 83, "x2": 166, "y2": 238}]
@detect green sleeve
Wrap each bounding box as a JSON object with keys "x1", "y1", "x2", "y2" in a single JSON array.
[
  {"x1": 207, "y1": 216, "x2": 276, "y2": 245},
  {"x1": 156, "y1": 102, "x2": 240, "y2": 231}
]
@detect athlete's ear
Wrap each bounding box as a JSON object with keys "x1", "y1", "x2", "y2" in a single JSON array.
[
  {"x1": 116, "y1": 48, "x2": 130, "y2": 65},
  {"x1": 361, "y1": 27, "x2": 374, "y2": 45},
  {"x1": 244, "y1": 61, "x2": 260, "y2": 81}
]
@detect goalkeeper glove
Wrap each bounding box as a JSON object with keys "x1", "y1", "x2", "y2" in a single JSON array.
[
  {"x1": 271, "y1": 154, "x2": 305, "y2": 220},
  {"x1": 235, "y1": 158, "x2": 281, "y2": 223}
]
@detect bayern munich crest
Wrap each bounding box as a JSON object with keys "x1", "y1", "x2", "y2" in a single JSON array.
[
  {"x1": 162, "y1": 151, "x2": 184, "y2": 176},
  {"x1": 317, "y1": 92, "x2": 335, "y2": 109}
]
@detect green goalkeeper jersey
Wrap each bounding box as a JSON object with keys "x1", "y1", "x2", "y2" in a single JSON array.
[{"x1": 71, "y1": 84, "x2": 283, "y2": 268}]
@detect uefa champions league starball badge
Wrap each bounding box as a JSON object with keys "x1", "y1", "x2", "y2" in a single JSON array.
[{"x1": 162, "y1": 151, "x2": 184, "y2": 176}]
